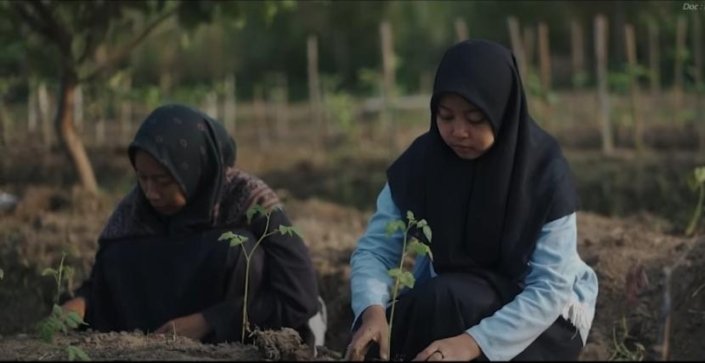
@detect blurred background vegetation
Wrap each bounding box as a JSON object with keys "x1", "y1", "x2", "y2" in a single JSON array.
[{"x1": 0, "y1": 0, "x2": 704, "y2": 230}]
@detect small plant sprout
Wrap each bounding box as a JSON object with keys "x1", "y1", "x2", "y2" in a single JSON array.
[
  {"x1": 0, "y1": 268, "x2": 4, "y2": 280},
  {"x1": 385, "y1": 210, "x2": 433, "y2": 348},
  {"x1": 37, "y1": 252, "x2": 90, "y2": 361},
  {"x1": 685, "y1": 166, "x2": 705, "y2": 237},
  {"x1": 219, "y1": 204, "x2": 301, "y2": 344}
]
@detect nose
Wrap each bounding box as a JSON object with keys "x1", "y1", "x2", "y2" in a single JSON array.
[
  {"x1": 452, "y1": 122, "x2": 471, "y2": 138},
  {"x1": 143, "y1": 180, "x2": 160, "y2": 201}
]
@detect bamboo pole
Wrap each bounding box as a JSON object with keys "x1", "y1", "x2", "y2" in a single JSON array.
[
  {"x1": 507, "y1": 17, "x2": 528, "y2": 81},
  {"x1": 523, "y1": 26, "x2": 535, "y2": 70},
  {"x1": 571, "y1": 19, "x2": 585, "y2": 89},
  {"x1": 692, "y1": 14, "x2": 702, "y2": 89},
  {"x1": 224, "y1": 73, "x2": 237, "y2": 135},
  {"x1": 595, "y1": 14, "x2": 613, "y2": 155},
  {"x1": 625, "y1": 23, "x2": 644, "y2": 152},
  {"x1": 674, "y1": 16, "x2": 687, "y2": 115},
  {"x1": 38, "y1": 82, "x2": 52, "y2": 149},
  {"x1": 253, "y1": 84, "x2": 269, "y2": 149},
  {"x1": 538, "y1": 22, "x2": 551, "y2": 93},
  {"x1": 274, "y1": 73, "x2": 289, "y2": 141},
  {"x1": 28, "y1": 85, "x2": 37, "y2": 133},
  {"x1": 455, "y1": 18, "x2": 468, "y2": 42},
  {"x1": 648, "y1": 22, "x2": 661, "y2": 97},
  {"x1": 119, "y1": 76, "x2": 132, "y2": 145},
  {"x1": 307, "y1": 35, "x2": 324, "y2": 144},
  {"x1": 380, "y1": 20, "x2": 397, "y2": 151}
]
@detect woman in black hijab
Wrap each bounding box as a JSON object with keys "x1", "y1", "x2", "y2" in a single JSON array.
[
  {"x1": 60, "y1": 104, "x2": 322, "y2": 347},
  {"x1": 348, "y1": 40, "x2": 598, "y2": 361}
]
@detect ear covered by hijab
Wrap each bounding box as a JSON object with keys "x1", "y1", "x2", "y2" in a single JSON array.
[
  {"x1": 128, "y1": 104, "x2": 237, "y2": 234},
  {"x1": 387, "y1": 39, "x2": 578, "y2": 281}
]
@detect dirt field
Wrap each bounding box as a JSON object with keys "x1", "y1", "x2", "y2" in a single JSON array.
[{"x1": 1, "y1": 139, "x2": 704, "y2": 360}]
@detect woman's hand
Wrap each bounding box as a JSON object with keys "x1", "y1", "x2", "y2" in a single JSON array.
[
  {"x1": 413, "y1": 333, "x2": 482, "y2": 361},
  {"x1": 61, "y1": 297, "x2": 86, "y2": 320},
  {"x1": 346, "y1": 305, "x2": 390, "y2": 361},
  {"x1": 154, "y1": 313, "x2": 211, "y2": 341}
]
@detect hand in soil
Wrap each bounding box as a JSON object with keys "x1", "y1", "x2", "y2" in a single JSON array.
[
  {"x1": 412, "y1": 333, "x2": 481, "y2": 361},
  {"x1": 346, "y1": 305, "x2": 389, "y2": 361},
  {"x1": 154, "y1": 312, "x2": 211, "y2": 341},
  {"x1": 61, "y1": 297, "x2": 86, "y2": 319}
]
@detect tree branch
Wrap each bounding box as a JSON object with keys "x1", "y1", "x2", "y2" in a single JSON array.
[
  {"x1": 9, "y1": 2, "x2": 53, "y2": 40},
  {"x1": 80, "y1": 7, "x2": 177, "y2": 83}
]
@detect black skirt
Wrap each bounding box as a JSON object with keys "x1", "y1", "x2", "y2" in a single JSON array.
[{"x1": 360, "y1": 271, "x2": 583, "y2": 361}]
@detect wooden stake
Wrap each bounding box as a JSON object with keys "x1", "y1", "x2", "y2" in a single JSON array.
[
  {"x1": 507, "y1": 17, "x2": 527, "y2": 81},
  {"x1": 595, "y1": 14, "x2": 613, "y2": 155},
  {"x1": 455, "y1": 18, "x2": 468, "y2": 42},
  {"x1": 625, "y1": 23, "x2": 644, "y2": 152}
]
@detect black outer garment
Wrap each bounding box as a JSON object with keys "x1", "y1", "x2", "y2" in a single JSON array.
[
  {"x1": 74, "y1": 104, "x2": 319, "y2": 344},
  {"x1": 386, "y1": 39, "x2": 578, "y2": 282}
]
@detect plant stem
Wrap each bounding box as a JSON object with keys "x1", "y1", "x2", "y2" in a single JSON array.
[
  {"x1": 55, "y1": 253, "x2": 66, "y2": 304},
  {"x1": 240, "y1": 212, "x2": 274, "y2": 343},
  {"x1": 387, "y1": 225, "x2": 411, "y2": 347},
  {"x1": 241, "y1": 253, "x2": 250, "y2": 344},
  {"x1": 686, "y1": 185, "x2": 704, "y2": 236}
]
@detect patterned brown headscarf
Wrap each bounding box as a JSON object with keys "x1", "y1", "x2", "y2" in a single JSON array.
[{"x1": 100, "y1": 104, "x2": 280, "y2": 240}]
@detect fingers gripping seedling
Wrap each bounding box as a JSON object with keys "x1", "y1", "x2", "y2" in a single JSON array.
[
  {"x1": 219, "y1": 204, "x2": 301, "y2": 344},
  {"x1": 385, "y1": 210, "x2": 433, "y2": 348}
]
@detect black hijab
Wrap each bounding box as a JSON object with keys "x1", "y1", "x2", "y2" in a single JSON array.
[
  {"x1": 127, "y1": 103, "x2": 237, "y2": 235},
  {"x1": 387, "y1": 40, "x2": 578, "y2": 282}
]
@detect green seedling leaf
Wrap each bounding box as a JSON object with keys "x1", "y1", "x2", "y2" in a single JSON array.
[
  {"x1": 52, "y1": 304, "x2": 64, "y2": 317},
  {"x1": 399, "y1": 271, "x2": 415, "y2": 289},
  {"x1": 219, "y1": 232, "x2": 249, "y2": 247},
  {"x1": 422, "y1": 225, "x2": 432, "y2": 243},
  {"x1": 416, "y1": 219, "x2": 427, "y2": 228},
  {"x1": 38, "y1": 320, "x2": 55, "y2": 342},
  {"x1": 407, "y1": 239, "x2": 433, "y2": 260},
  {"x1": 388, "y1": 268, "x2": 415, "y2": 289},
  {"x1": 229, "y1": 235, "x2": 248, "y2": 247},
  {"x1": 388, "y1": 268, "x2": 403, "y2": 279},
  {"x1": 63, "y1": 311, "x2": 86, "y2": 329},
  {"x1": 406, "y1": 210, "x2": 416, "y2": 223},
  {"x1": 0, "y1": 268, "x2": 4, "y2": 280},
  {"x1": 277, "y1": 225, "x2": 300, "y2": 237},
  {"x1": 66, "y1": 345, "x2": 90, "y2": 361},
  {"x1": 63, "y1": 266, "x2": 75, "y2": 281},
  {"x1": 246, "y1": 204, "x2": 268, "y2": 224},
  {"x1": 694, "y1": 166, "x2": 705, "y2": 184},
  {"x1": 219, "y1": 231, "x2": 238, "y2": 241},
  {"x1": 385, "y1": 220, "x2": 406, "y2": 237},
  {"x1": 42, "y1": 268, "x2": 57, "y2": 277}
]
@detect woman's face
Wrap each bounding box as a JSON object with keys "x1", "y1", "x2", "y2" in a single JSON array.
[
  {"x1": 134, "y1": 150, "x2": 187, "y2": 215},
  {"x1": 436, "y1": 93, "x2": 495, "y2": 160}
]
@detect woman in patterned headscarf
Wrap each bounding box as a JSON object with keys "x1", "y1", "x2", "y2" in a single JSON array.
[{"x1": 60, "y1": 104, "x2": 323, "y2": 347}]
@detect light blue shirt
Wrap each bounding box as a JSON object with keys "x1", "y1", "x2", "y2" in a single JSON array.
[{"x1": 350, "y1": 183, "x2": 598, "y2": 361}]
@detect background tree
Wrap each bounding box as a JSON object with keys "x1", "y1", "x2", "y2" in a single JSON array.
[{"x1": 3, "y1": 0, "x2": 294, "y2": 194}]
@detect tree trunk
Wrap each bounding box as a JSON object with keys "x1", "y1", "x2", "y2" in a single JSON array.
[{"x1": 56, "y1": 72, "x2": 98, "y2": 195}]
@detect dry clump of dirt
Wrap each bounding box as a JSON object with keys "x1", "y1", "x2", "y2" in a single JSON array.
[{"x1": 0, "y1": 328, "x2": 324, "y2": 361}]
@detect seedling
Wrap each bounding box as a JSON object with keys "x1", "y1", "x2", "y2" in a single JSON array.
[
  {"x1": 219, "y1": 204, "x2": 301, "y2": 344},
  {"x1": 36, "y1": 252, "x2": 90, "y2": 361},
  {"x1": 384, "y1": 210, "x2": 433, "y2": 351},
  {"x1": 0, "y1": 268, "x2": 4, "y2": 280},
  {"x1": 685, "y1": 166, "x2": 705, "y2": 236},
  {"x1": 609, "y1": 316, "x2": 646, "y2": 361}
]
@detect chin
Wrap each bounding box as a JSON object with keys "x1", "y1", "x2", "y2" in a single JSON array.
[{"x1": 455, "y1": 151, "x2": 481, "y2": 160}]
